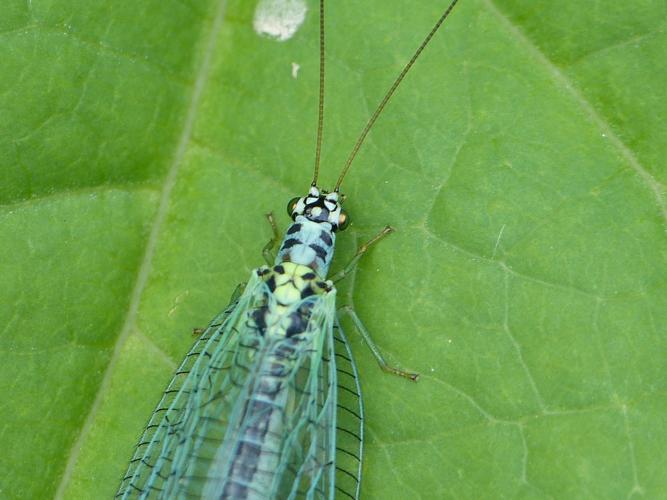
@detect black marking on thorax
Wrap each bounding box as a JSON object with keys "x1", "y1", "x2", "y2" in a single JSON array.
[
  {"x1": 280, "y1": 238, "x2": 300, "y2": 251},
  {"x1": 319, "y1": 230, "x2": 333, "y2": 246},
  {"x1": 309, "y1": 243, "x2": 328, "y2": 261},
  {"x1": 252, "y1": 264, "x2": 330, "y2": 338}
]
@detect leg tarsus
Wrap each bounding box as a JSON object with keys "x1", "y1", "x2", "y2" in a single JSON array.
[
  {"x1": 262, "y1": 212, "x2": 281, "y2": 265},
  {"x1": 330, "y1": 225, "x2": 394, "y2": 283},
  {"x1": 338, "y1": 305, "x2": 419, "y2": 382}
]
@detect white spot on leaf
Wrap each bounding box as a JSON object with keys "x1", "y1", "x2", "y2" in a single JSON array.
[
  {"x1": 291, "y1": 62, "x2": 300, "y2": 78},
  {"x1": 253, "y1": 0, "x2": 307, "y2": 42}
]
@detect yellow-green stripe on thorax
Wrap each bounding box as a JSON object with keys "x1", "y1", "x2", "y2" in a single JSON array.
[{"x1": 258, "y1": 262, "x2": 332, "y2": 322}]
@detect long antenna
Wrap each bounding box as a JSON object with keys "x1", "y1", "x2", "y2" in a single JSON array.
[
  {"x1": 334, "y1": 0, "x2": 460, "y2": 191},
  {"x1": 311, "y1": 0, "x2": 326, "y2": 186}
]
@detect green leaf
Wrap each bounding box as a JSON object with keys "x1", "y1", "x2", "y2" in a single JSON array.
[{"x1": 1, "y1": 0, "x2": 665, "y2": 498}]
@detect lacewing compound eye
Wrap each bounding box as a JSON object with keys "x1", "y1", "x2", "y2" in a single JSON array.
[
  {"x1": 287, "y1": 196, "x2": 300, "y2": 217},
  {"x1": 338, "y1": 210, "x2": 350, "y2": 231}
]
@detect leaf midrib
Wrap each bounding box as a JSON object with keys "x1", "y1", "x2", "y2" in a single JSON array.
[{"x1": 53, "y1": 0, "x2": 229, "y2": 496}]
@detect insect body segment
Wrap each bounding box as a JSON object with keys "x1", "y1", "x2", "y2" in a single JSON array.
[
  {"x1": 279, "y1": 186, "x2": 346, "y2": 278},
  {"x1": 255, "y1": 262, "x2": 333, "y2": 337}
]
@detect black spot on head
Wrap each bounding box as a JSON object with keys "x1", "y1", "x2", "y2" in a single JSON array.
[
  {"x1": 281, "y1": 238, "x2": 300, "y2": 250},
  {"x1": 309, "y1": 244, "x2": 327, "y2": 261},
  {"x1": 287, "y1": 223, "x2": 302, "y2": 235},
  {"x1": 319, "y1": 231, "x2": 333, "y2": 246},
  {"x1": 274, "y1": 264, "x2": 285, "y2": 274},
  {"x1": 266, "y1": 275, "x2": 276, "y2": 292},
  {"x1": 302, "y1": 272, "x2": 316, "y2": 280},
  {"x1": 300, "y1": 286, "x2": 316, "y2": 299}
]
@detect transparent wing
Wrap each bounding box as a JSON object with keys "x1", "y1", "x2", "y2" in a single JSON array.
[
  {"x1": 116, "y1": 272, "x2": 361, "y2": 500},
  {"x1": 268, "y1": 289, "x2": 338, "y2": 500},
  {"x1": 267, "y1": 294, "x2": 364, "y2": 500},
  {"x1": 115, "y1": 279, "x2": 255, "y2": 499},
  {"x1": 331, "y1": 318, "x2": 364, "y2": 500}
]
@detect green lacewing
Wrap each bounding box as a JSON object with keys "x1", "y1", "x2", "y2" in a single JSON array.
[{"x1": 117, "y1": 0, "x2": 460, "y2": 497}]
